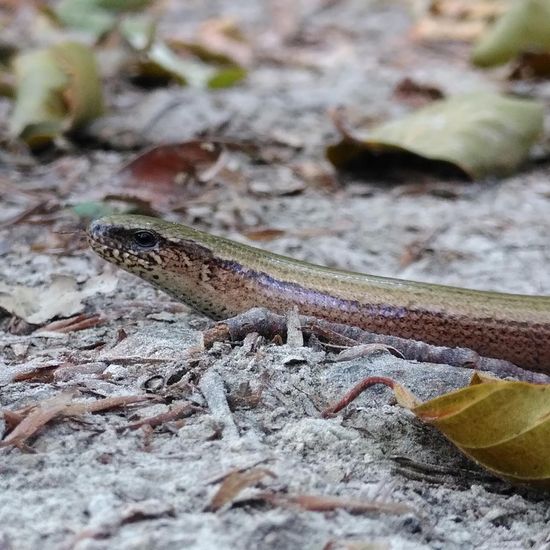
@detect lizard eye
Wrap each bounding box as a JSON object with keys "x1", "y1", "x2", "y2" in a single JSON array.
[{"x1": 133, "y1": 230, "x2": 158, "y2": 248}]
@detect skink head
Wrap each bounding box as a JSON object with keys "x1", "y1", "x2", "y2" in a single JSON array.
[
  {"x1": 88, "y1": 216, "x2": 166, "y2": 270},
  {"x1": 87, "y1": 215, "x2": 238, "y2": 317},
  {"x1": 88, "y1": 214, "x2": 215, "y2": 274}
]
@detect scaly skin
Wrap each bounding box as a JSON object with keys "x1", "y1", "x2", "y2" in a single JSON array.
[{"x1": 88, "y1": 215, "x2": 550, "y2": 374}]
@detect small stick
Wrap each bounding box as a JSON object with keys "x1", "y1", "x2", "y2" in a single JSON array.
[{"x1": 322, "y1": 376, "x2": 396, "y2": 417}]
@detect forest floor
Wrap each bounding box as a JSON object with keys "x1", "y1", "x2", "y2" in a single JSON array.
[{"x1": 1, "y1": 1, "x2": 549, "y2": 549}]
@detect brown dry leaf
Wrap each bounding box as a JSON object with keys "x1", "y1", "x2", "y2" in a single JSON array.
[
  {"x1": 124, "y1": 402, "x2": 196, "y2": 431},
  {"x1": 412, "y1": 0, "x2": 509, "y2": 42},
  {"x1": 0, "y1": 273, "x2": 117, "y2": 325},
  {"x1": 327, "y1": 374, "x2": 550, "y2": 489},
  {"x1": 393, "y1": 77, "x2": 445, "y2": 108},
  {"x1": 1, "y1": 393, "x2": 157, "y2": 450},
  {"x1": 112, "y1": 140, "x2": 225, "y2": 212},
  {"x1": 66, "y1": 394, "x2": 156, "y2": 415},
  {"x1": 206, "y1": 468, "x2": 276, "y2": 512},
  {"x1": 0, "y1": 392, "x2": 75, "y2": 449},
  {"x1": 169, "y1": 17, "x2": 253, "y2": 68},
  {"x1": 13, "y1": 364, "x2": 61, "y2": 383}
]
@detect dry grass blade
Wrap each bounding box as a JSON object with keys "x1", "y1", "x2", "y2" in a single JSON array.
[
  {"x1": 124, "y1": 402, "x2": 199, "y2": 431},
  {"x1": 260, "y1": 493, "x2": 415, "y2": 515},
  {"x1": 66, "y1": 395, "x2": 158, "y2": 415}
]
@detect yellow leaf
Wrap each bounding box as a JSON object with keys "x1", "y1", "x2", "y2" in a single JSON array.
[
  {"x1": 10, "y1": 42, "x2": 103, "y2": 148},
  {"x1": 10, "y1": 48, "x2": 68, "y2": 148},
  {"x1": 51, "y1": 42, "x2": 103, "y2": 129},
  {"x1": 411, "y1": 375, "x2": 550, "y2": 488},
  {"x1": 329, "y1": 373, "x2": 550, "y2": 489}
]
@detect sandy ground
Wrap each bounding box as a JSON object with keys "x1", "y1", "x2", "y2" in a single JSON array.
[{"x1": 1, "y1": 1, "x2": 550, "y2": 549}]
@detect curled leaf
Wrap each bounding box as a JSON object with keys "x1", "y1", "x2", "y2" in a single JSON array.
[
  {"x1": 327, "y1": 93, "x2": 543, "y2": 179},
  {"x1": 9, "y1": 49, "x2": 68, "y2": 147},
  {"x1": 206, "y1": 468, "x2": 276, "y2": 512},
  {"x1": 0, "y1": 273, "x2": 117, "y2": 325},
  {"x1": 10, "y1": 42, "x2": 103, "y2": 148},
  {"x1": 121, "y1": 15, "x2": 246, "y2": 88},
  {"x1": 112, "y1": 140, "x2": 225, "y2": 212},
  {"x1": 326, "y1": 374, "x2": 550, "y2": 489},
  {"x1": 51, "y1": 0, "x2": 152, "y2": 39},
  {"x1": 412, "y1": 376, "x2": 550, "y2": 488},
  {"x1": 472, "y1": 0, "x2": 550, "y2": 67}
]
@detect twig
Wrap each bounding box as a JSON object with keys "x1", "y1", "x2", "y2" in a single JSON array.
[{"x1": 322, "y1": 376, "x2": 396, "y2": 417}]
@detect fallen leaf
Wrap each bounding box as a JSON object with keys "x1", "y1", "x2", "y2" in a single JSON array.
[
  {"x1": 412, "y1": 0, "x2": 509, "y2": 43},
  {"x1": 472, "y1": 0, "x2": 550, "y2": 67},
  {"x1": 10, "y1": 42, "x2": 103, "y2": 148},
  {"x1": 52, "y1": 42, "x2": 104, "y2": 129},
  {"x1": 412, "y1": 376, "x2": 550, "y2": 487},
  {"x1": 71, "y1": 201, "x2": 119, "y2": 220},
  {"x1": 123, "y1": 402, "x2": 197, "y2": 431},
  {"x1": 9, "y1": 48, "x2": 67, "y2": 147},
  {"x1": 121, "y1": 15, "x2": 247, "y2": 88},
  {"x1": 51, "y1": 0, "x2": 117, "y2": 39},
  {"x1": 1, "y1": 393, "x2": 156, "y2": 450},
  {"x1": 0, "y1": 273, "x2": 117, "y2": 325},
  {"x1": 35, "y1": 313, "x2": 104, "y2": 334},
  {"x1": 67, "y1": 394, "x2": 155, "y2": 414},
  {"x1": 49, "y1": 0, "x2": 152, "y2": 40},
  {"x1": 0, "y1": 392, "x2": 74, "y2": 450},
  {"x1": 326, "y1": 93, "x2": 543, "y2": 179},
  {"x1": 173, "y1": 17, "x2": 253, "y2": 68},
  {"x1": 113, "y1": 140, "x2": 225, "y2": 211},
  {"x1": 325, "y1": 374, "x2": 550, "y2": 489},
  {"x1": 206, "y1": 468, "x2": 276, "y2": 512}
]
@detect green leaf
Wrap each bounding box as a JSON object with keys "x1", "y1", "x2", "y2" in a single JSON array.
[
  {"x1": 71, "y1": 201, "x2": 118, "y2": 220},
  {"x1": 208, "y1": 66, "x2": 247, "y2": 89},
  {"x1": 326, "y1": 93, "x2": 544, "y2": 179},
  {"x1": 10, "y1": 42, "x2": 103, "y2": 149},
  {"x1": 472, "y1": 0, "x2": 550, "y2": 67},
  {"x1": 52, "y1": 0, "x2": 152, "y2": 39},
  {"x1": 121, "y1": 15, "x2": 246, "y2": 88},
  {"x1": 95, "y1": 0, "x2": 151, "y2": 11},
  {"x1": 54, "y1": 0, "x2": 117, "y2": 39},
  {"x1": 119, "y1": 14, "x2": 156, "y2": 51}
]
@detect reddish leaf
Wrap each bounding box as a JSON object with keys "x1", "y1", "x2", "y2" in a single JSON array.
[{"x1": 113, "y1": 140, "x2": 225, "y2": 211}]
